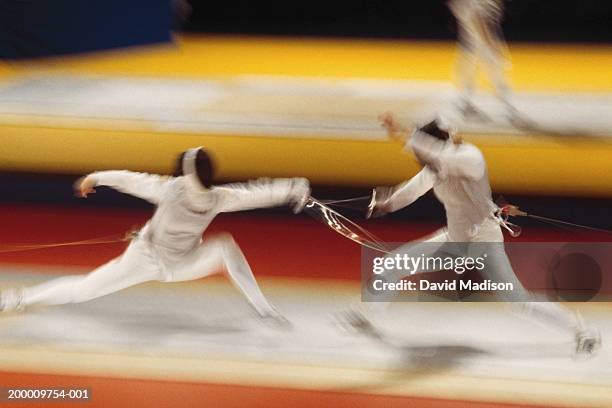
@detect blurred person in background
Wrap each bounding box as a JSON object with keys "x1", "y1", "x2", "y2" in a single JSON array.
[
  {"x1": 344, "y1": 112, "x2": 601, "y2": 357},
  {"x1": 449, "y1": 0, "x2": 516, "y2": 118},
  {"x1": 0, "y1": 148, "x2": 310, "y2": 326}
]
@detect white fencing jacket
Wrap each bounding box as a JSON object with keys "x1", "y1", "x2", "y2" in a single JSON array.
[
  {"x1": 385, "y1": 132, "x2": 499, "y2": 241},
  {"x1": 92, "y1": 171, "x2": 307, "y2": 265}
]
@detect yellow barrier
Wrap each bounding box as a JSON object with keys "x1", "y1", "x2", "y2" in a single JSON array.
[
  {"x1": 2, "y1": 123, "x2": 612, "y2": 197},
  {"x1": 1, "y1": 36, "x2": 612, "y2": 196},
  {"x1": 3, "y1": 36, "x2": 612, "y2": 91}
]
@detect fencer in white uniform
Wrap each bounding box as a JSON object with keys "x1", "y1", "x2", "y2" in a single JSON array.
[
  {"x1": 448, "y1": 0, "x2": 514, "y2": 116},
  {"x1": 0, "y1": 147, "x2": 310, "y2": 324},
  {"x1": 352, "y1": 114, "x2": 600, "y2": 356}
]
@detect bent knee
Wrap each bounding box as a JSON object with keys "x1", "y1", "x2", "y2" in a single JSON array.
[{"x1": 211, "y1": 232, "x2": 237, "y2": 248}]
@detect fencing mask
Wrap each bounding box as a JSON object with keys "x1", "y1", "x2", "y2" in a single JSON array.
[{"x1": 175, "y1": 147, "x2": 216, "y2": 211}]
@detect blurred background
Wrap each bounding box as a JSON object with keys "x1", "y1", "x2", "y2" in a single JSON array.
[{"x1": 0, "y1": 1, "x2": 611, "y2": 407}]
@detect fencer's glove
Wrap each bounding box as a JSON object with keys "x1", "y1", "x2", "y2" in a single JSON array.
[
  {"x1": 366, "y1": 186, "x2": 394, "y2": 219},
  {"x1": 74, "y1": 174, "x2": 97, "y2": 198},
  {"x1": 289, "y1": 178, "x2": 311, "y2": 214}
]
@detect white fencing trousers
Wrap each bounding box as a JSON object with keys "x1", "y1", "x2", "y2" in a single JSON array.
[
  {"x1": 369, "y1": 223, "x2": 581, "y2": 336},
  {"x1": 21, "y1": 234, "x2": 276, "y2": 316}
]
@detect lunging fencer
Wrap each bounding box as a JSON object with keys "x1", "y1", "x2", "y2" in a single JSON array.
[
  {"x1": 0, "y1": 147, "x2": 310, "y2": 325},
  {"x1": 344, "y1": 113, "x2": 601, "y2": 356}
]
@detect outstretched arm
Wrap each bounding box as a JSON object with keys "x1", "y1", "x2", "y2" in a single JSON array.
[
  {"x1": 75, "y1": 171, "x2": 169, "y2": 204},
  {"x1": 386, "y1": 167, "x2": 437, "y2": 211},
  {"x1": 371, "y1": 167, "x2": 436, "y2": 217},
  {"x1": 216, "y1": 178, "x2": 310, "y2": 213}
]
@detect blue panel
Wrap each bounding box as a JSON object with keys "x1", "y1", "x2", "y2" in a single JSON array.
[{"x1": 0, "y1": 0, "x2": 172, "y2": 59}]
